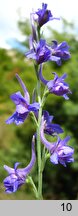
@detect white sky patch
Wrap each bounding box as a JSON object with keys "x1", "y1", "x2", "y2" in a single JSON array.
[{"x1": 0, "y1": 0, "x2": 78, "y2": 49}]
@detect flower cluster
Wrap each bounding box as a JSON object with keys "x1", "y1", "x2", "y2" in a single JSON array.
[
  {"x1": 25, "y1": 39, "x2": 70, "y2": 66},
  {"x1": 4, "y1": 2, "x2": 74, "y2": 197}
]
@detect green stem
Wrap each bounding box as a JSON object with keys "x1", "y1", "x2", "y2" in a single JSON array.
[
  {"x1": 36, "y1": 81, "x2": 48, "y2": 199},
  {"x1": 34, "y1": 25, "x2": 43, "y2": 199},
  {"x1": 41, "y1": 146, "x2": 46, "y2": 172},
  {"x1": 37, "y1": 26, "x2": 40, "y2": 40},
  {"x1": 34, "y1": 64, "x2": 39, "y2": 80},
  {"x1": 30, "y1": 111, "x2": 38, "y2": 127},
  {"x1": 37, "y1": 80, "x2": 43, "y2": 200},
  {"x1": 41, "y1": 86, "x2": 49, "y2": 107},
  {"x1": 27, "y1": 176, "x2": 38, "y2": 199}
]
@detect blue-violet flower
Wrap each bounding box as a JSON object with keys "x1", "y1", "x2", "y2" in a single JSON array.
[
  {"x1": 25, "y1": 39, "x2": 60, "y2": 64},
  {"x1": 3, "y1": 136, "x2": 36, "y2": 193},
  {"x1": 40, "y1": 117, "x2": 74, "y2": 167},
  {"x1": 51, "y1": 40, "x2": 71, "y2": 65},
  {"x1": 43, "y1": 110, "x2": 63, "y2": 135},
  {"x1": 6, "y1": 74, "x2": 40, "y2": 125},
  {"x1": 32, "y1": 3, "x2": 59, "y2": 27},
  {"x1": 39, "y1": 65, "x2": 71, "y2": 100}
]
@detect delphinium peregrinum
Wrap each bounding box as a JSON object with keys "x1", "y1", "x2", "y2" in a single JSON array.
[{"x1": 4, "y1": 3, "x2": 74, "y2": 199}]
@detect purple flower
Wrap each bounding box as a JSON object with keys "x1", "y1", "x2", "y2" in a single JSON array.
[
  {"x1": 32, "y1": 3, "x2": 59, "y2": 27},
  {"x1": 39, "y1": 65, "x2": 71, "y2": 100},
  {"x1": 6, "y1": 74, "x2": 40, "y2": 125},
  {"x1": 3, "y1": 136, "x2": 36, "y2": 193},
  {"x1": 47, "y1": 73, "x2": 71, "y2": 99},
  {"x1": 25, "y1": 39, "x2": 51, "y2": 64},
  {"x1": 51, "y1": 40, "x2": 71, "y2": 65},
  {"x1": 40, "y1": 117, "x2": 74, "y2": 167},
  {"x1": 25, "y1": 39, "x2": 60, "y2": 64},
  {"x1": 43, "y1": 110, "x2": 63, "y2": 135}
]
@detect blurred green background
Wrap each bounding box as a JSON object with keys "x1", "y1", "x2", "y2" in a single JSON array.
[{"x1": 0, "y1": 18, "x2": 78, "y2": 200}]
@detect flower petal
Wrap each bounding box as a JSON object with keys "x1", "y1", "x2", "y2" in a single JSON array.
[
  {"x1": 15, "y1": 74, "x2": 30, "y2": 103},
  {"x1": 50, "y1": 152, "x2": 58, "y2": 164},
  {"x1": 63, "y1": 146, "x2": 74, "y2": 155},
  {"x1": 16, "y1": 104, "x2": 28, "y2": 114},
  {"x1": 6, "y1": 112, "x2": 29, "y2": 125},
  {"x1": 14, "y1": 162, "x2": 21, "y2": 170},
  {"x1": 28, "y1": 102, "x2": 40, "y2": 112},
  {"x1": 4, "y1": 165, "x2": 15, "y2": 174}
]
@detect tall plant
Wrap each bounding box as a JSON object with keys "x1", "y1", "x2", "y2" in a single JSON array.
[{"x1": 3, "y1": 3, "x2": 74, "y2": 200}]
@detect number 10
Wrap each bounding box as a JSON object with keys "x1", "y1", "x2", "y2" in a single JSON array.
[{"x1": 61, "y1": 203, "x2": 72, "y2": 211}]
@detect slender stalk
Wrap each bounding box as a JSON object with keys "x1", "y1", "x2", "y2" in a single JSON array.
[
  {"x1": 36, "y1": 82, "x2": 50, "y2": 199},
  {"x1": 41, "y1": 146, "x2": 46, "y2": 172},
  {"x1": 34, "y1": 25, "x2": 43, "y2": 199},
  {"x1": 27, "y1": 176, "x2": 38, "y2": 199},
  {"x1": 37, "y1": 26, "x2": 40, "y2": 41},
  {"x1": 37, "y1": 80, "x2": 43, "y2": 200},
  {"x1": 30, "y1": 111, "x2": 38, "y2": 127}
]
